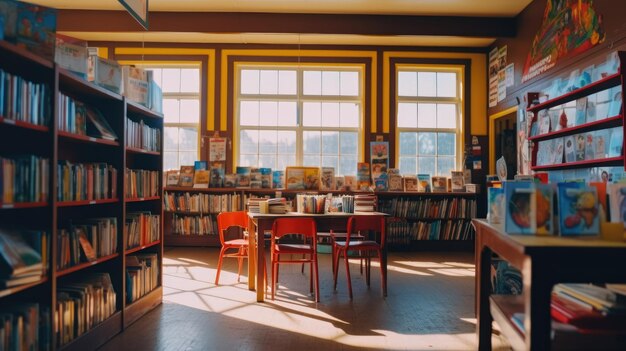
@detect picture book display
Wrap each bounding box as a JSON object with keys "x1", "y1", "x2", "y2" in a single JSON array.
[
  {"x1": 344, "y1": 175, "x2": 356, "y2": 191},
  {"x1": 178, "y1": 166, "x2": 194, "y2": 187},
  {"x1": 320, "y1": 167, "x2": 335, "y2": 191},
  {"x1": 165, "y1": 170, "x2": 180, "y2": 186},
  {"x1": 450, "y1": 171, "x2": 465, "y2": 192},
  {"x1": 85, "y1": 106, "x2": 118, "y2": 140},
  {"x1": 504, "y1": 181, "x2": 535, "y2": 235},
  {"x1": 417, "y1": 174, "x2": 431, "y2": 192},
  {"x1": 286, "y1": 167, "x2": 320, "y2": 190},
  {"x1": 370, "y1": 141, "x2": 389, "y2": 182},
  {"x1": 388, "y1": 172, "x2": 403, "y2": 192},
  {"x1": 403, "y1": 175, "x2": 417, "y2": 192},
  {"x1": 374, "y1": 173, "x2": 388, "y2": 191},
  {"x1": 236, "y1": 166, "x2": 251, "y2": 188},
  {"x1": 608, "y1": 86, "x2": 623, "y2": 117},
  {"x1": 487, "y1": 187, "x2": 505, "y2": 224},
  {"x1": 608, "y1": 183, "x2": 626, "y2": 229},
  {"x1": 260, "y1": 168, "x2": 272, "y2": 189},
  {"x1": 557, "y1": 182, "x2": 599, "y2": 236},
  {"x1": 209, "y1": 162, "x2": 225, "y2": 188},
  {"x1": 356, "y1": 162, "x2": 371, "y2": 190},
  {"x1": 431, "y1": 176, "x2": 447, "y2": 192},
  {"x1": 272, "y1": 170, "x2": 285, "y2": 189}
]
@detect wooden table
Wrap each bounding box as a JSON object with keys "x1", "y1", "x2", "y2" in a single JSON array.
[
  {"x1": 247, "y1": 211, "x2": 388, "y2": 302},
  {"x1": 473, "y1": 219, "x2": 626, "y2": 351}
]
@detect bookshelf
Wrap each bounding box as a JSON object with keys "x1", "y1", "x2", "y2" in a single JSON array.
[
  {"x1": 162, "y1": 186, "x2": 477, "y2": 250},
  {"x1": 0, "y1": 41, "x2": 163, "y2": 350},
  {"x1": 527, "y1": 52, "x2": 625, "y2": 173}
]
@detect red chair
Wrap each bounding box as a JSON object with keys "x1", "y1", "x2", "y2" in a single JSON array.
[
  {"x1": 215, "y1": 211, "x2": 249, "y2": 285},
  {"x1": 332, "y1": 215, "x2": 386, "y2": 299},
  {"x1": 271, "y1": 217, "x2": 319, "y2": 302}
]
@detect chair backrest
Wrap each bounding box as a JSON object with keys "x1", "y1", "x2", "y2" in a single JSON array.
[
  {"x1": 346, "y1": 215, "x2": 386, "y2": 247},
  {"x1": 271, "y1": 217, "x2": 317, "y2": 248},
  {"x1": 217, "y1": 211, "x2": 249, "y2": 245}
]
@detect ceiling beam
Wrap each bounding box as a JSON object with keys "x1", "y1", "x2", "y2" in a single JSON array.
[{"x1": 58, "y1": 10, "x2": 516, "y2": 38}]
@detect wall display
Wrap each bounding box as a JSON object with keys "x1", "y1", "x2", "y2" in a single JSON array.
[
  {"x1": 370, "y1": 141, "x2": 389, "y2": 182},
  {"x1": 209, "y1": 137, "x2": 227, "y2": 162}
]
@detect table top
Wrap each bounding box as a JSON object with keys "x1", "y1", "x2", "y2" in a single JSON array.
[{"x1": 248, "y1": 211, "x2": 389, "y2": 219}]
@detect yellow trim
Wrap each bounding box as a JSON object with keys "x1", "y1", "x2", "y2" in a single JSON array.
[
  {"x1": 221, "y1": 49, "x2": 377, "y2": 133},
  {"x1": 114, "y1": 47, "x2": 216, "y2": 131},
  {"x1": 488, "y1": 106, "x2": 518, "y2": 174},
  {"x1": 98, "y1": 47, "x2": 108, "y2": 59},
  {"x1": 383, "y1": 51, "x2": 487, "y2": 135}
]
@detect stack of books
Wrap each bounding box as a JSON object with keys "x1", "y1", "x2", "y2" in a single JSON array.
[
  {"x1": 354, "y1": 194, "x2": 377, "y2": 212},
  {"x1": 0, "y1": 229, "x2": 46, "y2": 289},
  {"x1": 246, "y1": 197, "x2": 267, "y2": 214},
  {"x1": 268, "y1": 198, "x2": 288, "y2": 214}
]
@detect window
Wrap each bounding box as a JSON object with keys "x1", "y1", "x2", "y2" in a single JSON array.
[
  {"x1": 237, "y1": 66, "x2": 362, "y2": 176},
  {"x1": 396, "y1": 68, "x2": 462, "y2": 177},
  {"x1": 144, "y1": 67, "x2": 201, "y2": 171}
]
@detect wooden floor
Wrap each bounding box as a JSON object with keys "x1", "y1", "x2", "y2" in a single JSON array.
[{"x1": 100, "y1": 247, "x2": 510, "y2": 351}]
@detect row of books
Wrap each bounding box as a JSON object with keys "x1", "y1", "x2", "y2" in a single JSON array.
[
  {"x1": 0, "y1": 229, "x2": 47, "y2": 289},
  {"x1": 124, "y1": 168, "x2": 159, "y2": 199},
  {"x1": 536, "y1": 127, "x2": 623, "y2": 166},
  {"x1": 0, "y1": 68, "x2": 51, "y2": 126},
  {"x1": 57, "y1": 217, "x2": 118, "y2": 270},
  {"x1": 1, "y1": 155, "x2": 49, "y2": 204},
  {"x1": 56, "y1": 273, "x2": 117, "y2": 347},
  {"x1": 163, "y1": 191, "x2": 243, "y2": 213},
  {"x1": 379, "y1": 197, "x2": 477, "y2": 219},
  {"x1": 326, "y1": 195, "x2": 355, "y2": 213},
  {"x1": 57, "y1": 161, "x2": 117, "y2": 202},
  {"x1": 387, "y1": 219, "x2": 475, "y2": 244},
  {"x1": 0, "y1": 303, "x2": 50, "y2": 351},
  {"x1": 247, "y1": 197, "x2": 288, "y2": 214},
  {"x1": 125, "y1": 212, "x2": 160, "y2": 249},
  {"x1": 57, "y1": 93, "x2": 118, "y2": 140},
  {"x1": 354, "y1": 194, "x2": 377, "y2": 212},
  {"x1": 126, "y1": 253, "x2": 159, "y2": 304},
  {"x1": 295, "y1": 194, "x2": 327, "y2": 214},
  {"x1": 171, "y1": 214, "x2": 217, "y2": 236},
  {"x1": 126, "y1": 118, "x2": 160, "y2": 152}
]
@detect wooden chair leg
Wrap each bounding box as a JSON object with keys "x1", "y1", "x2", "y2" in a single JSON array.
[
  {"x1": 236, "y1": 249, "x2": 244, "y2": 282},
  {"x1": 309, "y1": 258, "x2": 313, "y2": 293},
  {"x1": 366, "y1": 256, "x2": 371, "y2": 286},
  {"x1": 314, "y1": 255, "x2": 320, "y2": 302},
  {"x1": 333, "y1": 247, "x2": 341, "y2": 291},
  {"x1": 215, "y1": 247, "x2": 227, "y2": 285},
  {"x1": 272, "y1": 255, "x2": 278, "y2": 300},
  {"x1": 378, "y1": 250, "x2": 386, "y2": 297},
  {"x1": 344, "y1": 250, "x2": 353, "y2": 299}
]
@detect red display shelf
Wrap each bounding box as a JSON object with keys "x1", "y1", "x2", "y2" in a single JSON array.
[
  {"x1": 57, "y1": 198, "x2": 119, "y2": 207},
  {"x1": 164, "y1": 186, "x2": 240, "y2": 193},
  {"x1": 527, "y1": 72, "x2": 622, "y2": 113},
  {"x1": 58, "y1": 131, "x2": 120, "y2": 146},
  {"x1": 529, "y1": 115, "x2": 623, "y2": 142},
  {"x1": 125, "y1": 240, "x2": 161, "y2": 255},
  {"x1": 0, "y1": 117, "x2": 49, "y2": 132},
  {"x1": 531, "y1": 156, "x2": 624, "y2": 171},
  {"x1": 0, "y1": 276, "x2": 48, "y2": 299},
  {"x1": 163, "y1": 210, "x2": 207, "y2": 215},
  {"x1": 56, "y1": 253, "x2": 120, "y2": 278},
  {"x1": 125, "y1": 147, "x2": 160, "y2": 155},
  {"x1": 125, "y1": 196, "x2": 160, "y2": 203},
  {"x1": 0, "y1": 201, "x2": 48, "y2": 209}
]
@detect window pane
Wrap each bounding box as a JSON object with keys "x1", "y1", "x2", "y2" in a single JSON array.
[
  {"x1": 340, "y1": 132, "x2": 357, "y2": 155},
  {"x1": 180, "y1": 69, "x2": 200, "y2": 93},
  {"x1": 321, "y1": 102, "x2": 340, "y2": 127},
  {"x1": 164, "y1": 151, "x2": 177, "y2": 171},
  {"x1": 437, "y1": 157, "x2": 455, "y2": 176},
  {"x1": 322, "y1": 71, "x2": 340, "y2": 96},
  {"x1": 179, "y1": 152, "x2": 197, "y2": 167},
  {"x1": 179, "y1": 127, "x2": 198, "y2": 151},
  {"x1": 240, "y1": 130, "x2": 259, "y2": 154},
  {"x1": 322, "y1": 156, "x2": 338, "y2": 169},
  {"x1": 162, "y1": 68, "x2": 180, "y2": 93},
  {"x1": 148, "y1": 68, "x2": 162, "y2": 89},
  {"x1": 398, "y1": 71, "x2": 417, "y2": 97},
  {"x1": 240, "y1": 101, "x2": 259, "y2": 126},
  {"x1": 340, "y1": 71, "x2": 359, "y2": 96},
  {"x1": 278, "y1": 102, "x2": 297, "y2": 126},
  {"x1": 397, "y1": 103, "x2": 417, "y2": 128},
  {"x1": 417, "y1": 103, "x2": 437, "y2": 128},
  {"x1": 437, "y1": 133, "x2": 456, "y2": 156},
  {"x1": 418, "y1": 72, "x2": 436, "y2": 97},
  {"x1": 418, "y1": 132, "x2": 436, "y2": 155},
  {"x1": 340, "y1": 103, "x2": 359, "y2": 127},
  {"x1": 259, "y1": 101, "x2": 278, "y2": 126},
  {"x1": 437, "y1": 72, "x2": 456, "y2": 97},
  {"x1": 259, "y1": 70, "x2": 278, "y2": 95},
  {"x1": 277, "y1": 131, "x2": 296, "y2": 154},
  {"x1": 303, "y1": 131, "x2": 321, "y2": 154},
  {"x1": 278, "y1": 70, "x2": 297, "y2": 95},
  {"x1": 418, "y1": 157, "x2": 435, "y2": 175},
  {"x1": 437, "y1": 104, "x2": 457, "y2": 128},
  {"x1": 303, "y1": 102, "x2": 321, "y2": 127},
  {"x1": 322, "y1": 131, "x2": 339, "y2": 154},
  {"x1": 277, "y1": 154, "x2": 296, "y2": 170},
  {"x1": 241, "y1": 69, "x2": 259, "y2": 94},
  {"x1": 239, "y1": 154, "x2": 257, "y2": 167},
  {"x1": 163, "y1": 99, "x2": 180, "y2": 123},
  {"x1": 303, "y1": 155, "x2": 320, "y2": 167},
  {"x1": 164, "y1": 127, "x2": 178, "y2": 152},
  {"x1": 399, "y1": 157, "x2": 416, "y2": 175},
  {"x1": 399, "y1": 132, "x2": 417, "y2": 156},
  {"x1": 259, "y1": 130, "x2": 277, "y2": 154},
  {"x1": 179, "y1": 99, "x2": 199, "y2": 123},
  {"x1": 303, "y1": 71, "x2": 321, "y2": 95},
  {"x1": 339, "y1": 155, "x2": 357, "y2": 176},
  {"x1": 258, "y1": 154, "x2": 276, "y2": 168}
]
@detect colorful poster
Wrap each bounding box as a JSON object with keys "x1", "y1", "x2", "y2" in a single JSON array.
[
  {"x1": 209, "y1": 137, "x2": 227, "y2": 161},
  {"x1": 370, "y1": 141, "x2": 389, "y2": 182},
  {"x1": 521, "y1": 0, "x2": 605, "y2": 83}
]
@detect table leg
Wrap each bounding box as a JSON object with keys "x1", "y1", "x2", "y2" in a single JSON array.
[
  {"x1": 524, "y1": 258, "x2": 552, "y2": 351},
  {"x1": 382, "y1": 245, "x2": 388, "y2": 297},
  {"x1": 477, "y1": 245, "x2": 493, "y2": 351},
  {"x1": 256, "y1": 220, "x2": 267, "y2": 302},
  {"x1": 248, "y1": 217, "x2": 256, "y2": 291}
]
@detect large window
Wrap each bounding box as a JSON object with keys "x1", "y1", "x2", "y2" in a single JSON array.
[
  {"x1": 237, "y1": 66, "x2": 362, "y2": 176},
  {"x1": 396, "y1": 68, "x2": 462, "y2": 177},
  {"x1": 145, "y1": 67, "x2": 201, "y2": 171}
]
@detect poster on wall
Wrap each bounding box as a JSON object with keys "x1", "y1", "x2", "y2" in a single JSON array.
[
  {"x1": 209, "y1": 137, "x2": 227, "y2": 161},
  {"x1": 521, "y1": 0, "x2": 605, "y2": 83},
  {"x1": 489, "y1": 45, "x2": 508, "y2": 106},
  {"x1": 370, "y1": 141, "x2": 389, "y2": 182}
]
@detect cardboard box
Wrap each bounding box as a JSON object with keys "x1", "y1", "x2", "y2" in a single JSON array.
[
  {"x1": 89, "y1": 55, "x2": 122, "y2": 94},
  {"x1": 122, "y1": 65, "x2": 149, "y2": 106},
  {"x1": 55, "y1": 34, "x2": 88, "y2": 79},
  {"x1": 16, "y1": 2, "x2": 57, "y2": 60}
]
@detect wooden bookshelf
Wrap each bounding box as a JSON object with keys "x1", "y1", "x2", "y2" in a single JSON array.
[
  {"x1": 0, "y1": 277, "x2": 48, "y2": 299},
  {"x1": 0, "y1": 117, "x2": 50, "y2": 132},
  {"x1": 125, "y1": 196, "x2": 161, "y2": 203},
  {"x1": 125, "y1": 240, "x2": 161, "y2": 255},
  {"x1": 125, "y1": 146, "x2": 160, "y2": 155},
  {"x1": 57, "y1": 198, "x2": 119, "y2": 207},
  {"x1": 58, "y1": 130, "x2": 120, "y2": 146},
  {"x1": 56, "y1": 253, "x2": 120, "y2": 278},
  {"x1": 0, "y1": 201, "x2": 48, "y2": 209}
]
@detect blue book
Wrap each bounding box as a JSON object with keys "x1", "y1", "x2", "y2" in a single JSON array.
[
  {"x1": 557, "y1": 182, "x2": 599, "y2": 236},
  {"x1": 272, "y1": 170, "x2": 284, "y2": 189},
  {"x1": 504, "y1": 181, "x2": 535, "y2": 235},
  {"x1": 194, "y1": 161, "x2": 207, "y2": 171}
]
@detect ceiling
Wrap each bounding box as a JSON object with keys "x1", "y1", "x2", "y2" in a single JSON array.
[{"x1": 30, "y1": 0, "x2": 533, "y2": 47}]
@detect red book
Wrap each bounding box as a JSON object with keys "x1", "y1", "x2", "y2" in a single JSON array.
[{"x1": 551, "y1": 293, "x2": 626, "y2": 330}]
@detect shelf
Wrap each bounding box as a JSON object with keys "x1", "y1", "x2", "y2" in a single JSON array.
[
  {"x1": 527, "y1": 72, "x2": 622, "y2": 113},
  {"x1": 0, "y1": 117, "x2": 49, "y2": 132},
  {"x1": 531, "y1": 156, "x2": 624, "y2": 171},
  {"x1": 125, "y1": 196, "x2": 160, "y2": 203},
  {"x1": 0, "y1": 201, "x2": 48, "y2": 209},
  {"x1": 0, "y1": 276, "x2": 48, "y2": 299},
  {"x1": 529, "y1": 115, "x2": 623, "y2": 142},
  {"x1": 164, "y1": 234, "x2": 219, "y2": 247},
  {"x1": 388, "y1": 217, "x2": 474, "y2": 221},
  {"x1": 163, "y1": 210, "x2": 216, "y2": 215},
  {"x1": 125, "y1": 240, "x2": 161, "y2": 255},
  {"x1": 163, "y1": 186, "x2": 479, "y2": 197},
  {"x1": 125, "y1": 147, "x2": 160, "y2": 155},
  {"x1": 490, "y1": 295, "x2": 526, "y2": 351},
  {"x1": 387, "y1": 239, "x2": 474, "y2": 252},
  {"x1": 124, "y1": 286, "x2": 163, "y2": 328},
  {"x1": 57, "y1": 198, "x2": 119, "y2": 207},
  {"x1": 56, "y1": 253, "x2": 120, "y2": 278},
  {"x1": 126, "y1": 100, "x2": 164, "y2": 120},
  {"x1": 58, "y1": 131, "x2": 120, "y2": 146},
  {"x1": 58, "y1": 68, "x2": 122, "y2": 102},
  {"x1": 0, "y1": 40, "x2": 54, "y2": 69},
  {"x1": 59, "y1": 311, "x2": 122, "y2": 351},
  {"x1": 164, "y1": 186, "x2": 243, "y2": 193}
]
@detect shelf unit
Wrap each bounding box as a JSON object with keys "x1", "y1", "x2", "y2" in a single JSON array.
[
  {"x1": 0, "y1": 41, "x2": 163, "y2": 350},
  {"x1": 527, "y1": 52, "x2": 625, "y2": 174},
  {"x1": 162, "y1": 186, "x2": 478, "y2": 250}
]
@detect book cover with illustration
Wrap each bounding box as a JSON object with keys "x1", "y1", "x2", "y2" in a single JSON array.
[
  {"x1": 285, "y1": 167, "x2": 305, "y2": 190},
  {"x1": 538, "y1": 110, "x2": 550, "y2": 135},
  {"x1": 575, "y1": 134, "x2": 586, "y2": 161},
  {"x1": 259, "y1": 168, "x2": 272, "y2": 188},
  {"x1": 272, "y1": 170, "x2": 284, "y2": 189},
  {"x1": 388, "y1": 173, "x2": 403, "y2": 191},
  {"x1": 178, "y1": 166, "x2": 194, "y2": 187},
  {"x1": 594, "y1": 130, "x2": 608, "y2": 159},
  {"x1": 224, "y1": 174, "x2": 237, "y2": 188},
  {"x1": 608, "y1": 127, "x2": 623, "y2": 157},
  {"x1": 552, "y1": 137, "x2": 564, "y2": 165},
  {"x1": 194, "y1": 161, "x2": 207, "y2": 170},
  {"x1": 165, "y1": 170, "x2": 180, "y2": 186},
  {"x1": 487, "y1": 187, "x2": 505, "y2": 224},
  {"x1": 356, "y1": 162, "x2": 371, "y2": 190},
  {"x1": 534, "y1": 183, "x2": 553, "y2": 235},
  {"x1": 557, "y1": 182, "x2": 599, "y2": 236},
  {"x1": 431, "y1": 176, "x2": 447, "y2": 192},
  {"x1": 608, "y1": 183, "x2": 626, "y2": 229},
  {"x1": 335, "y1": 176, "x2": 346, "y2": 191},
  {"x1": 504, "y1": 181, "x2": 535, "y2": 235},
  {"x1": 304, "y1": 167, "x2": 320, "y2": 190},
  {"x1": 209, "y1": 162, "x2": 225, "y2": 188},
  {"x1": 584, "y1": 133, "x2": 595, "y2": 160},
  {"x1": 564, "y1": 136, "x2": 576, "y2": 163},
  {"x1": 450, "y1": 171, "x2": 465, "y2": 192},
  {"x1": 236, "y1": 166, "x2": 251, "y2": 188},
  {"x1": 417, "y1": 174, "x2": 431, "y2": 192},
  {"x1": 370, "y1": 141, "x2": 389, "y2": 182},
  {"x1": 575, "y1": 97, "x2": 587, "y2": 126},
  {"x1": 320, "y1": 167, "x2": 336, "y2": 191},
  {"x1": 374, "y1": 173, "x2": 388, "y2": 191},
  {"x1": 344, "y1": 175, "x2": 356, "y2": 191},
  {"x1": 586, "y1": 99, "x2": 597, "y2": 123},
  {"x1": 403, "y1": 175, "x2": 418, "y2": 192},
  {"x1": 608, "y1": 86, "x2": 623, "y2": 117},
  {"x1": 192, "y1": 170, "x2": 209, "y2": 188}
]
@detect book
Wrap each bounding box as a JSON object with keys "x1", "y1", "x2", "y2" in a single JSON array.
[
  {"x1": 0, "y1": 230, "x2": 43, "y2": 278},
  {"x1": 335, "y1": 176, "x2": 345, "y2": 191},
  {"x1": 285, "y1": 167, "x2": 305, "y2": 190},
  {"x1": 320, "y1": 167, "x2": 335, "y2": 191},
  {"x1": 374, "y1": 174, "x2": 388, "y2": 191},
  {"x1": 608, "y1": 86, "x2": 623, "y2": 117},
  {"x1": 431, "y1": 176, "x2": 447, "y2": 192},
  {"x1": 259, "y1": 168, "x2": 272, "y2": 188},
  {"x1": 504, "y1": 181, "x2": 535, "y2": 235},
  {"x1": 388, "y1": 173, "x2": 403, "y2": 191},
  {"x1": 236, "y1": 166, "x2": 251, "y2": 188},
  {"x1": 534, "y1": 183, "x2": 553, "y2": 235},
  {"x1": 178, "y1": 166, "x2": 194, "y2": 187},
  {"x1": 192, "y1": 170, "x2": 209, "y2": 188},
  {"x1": 557, "y1": 182, "x2": 599, "y2": 236},
  {"x1": 209, "y1": 162, "x2": 225, "y2": 188},
  {"x1": 575, "y1": 134, "x2": 586, "y2": 161},
  {"x1": 122, "y1": 65, "x2": 149, "y2": 106},
  {"x1": 85, "y1": 106, "x2": 118, "y2": 140},
  {"x1": 403, "y1": 175, "x2": 418, "y2": 192},
  {"x1": 194, "y1": 161, "x2": 207, "y2": 171},
  {"x1": 551, "y1": 292, "x2": 626, "y2": 330},
  {"x1": 487, "y1": 187, "x2": 505, "y2": 224},
  {"x1": 608, "y1": 127, "x2": 623, "y2": 157},
  {"x1": 89, "y1": 56, "x2": 122, "y2": 94},
  {"x1": 563, "y1": 136, "x2": 576, "y2": 163},
  {"x1": 165, "y1": 171, "x2": 179, "y2": 186},
  {"x1": 586, "y1": 99, "x2": 597, "y2": 122},
  {"x1": 417, "y1": 174, "x2": 431, "y2": 192},
  {"x1": 538, "y1": 109, "x2": 550, "y2": 134},
  {"x1": 575, "y1": 97, "x2": 587, "y2": 126},
  {"x1": 552, "y1": 137, "x2": 564, "y2": 164},
  {"x1": 76, "y1": 228, "x2": 96, "y2": 262},
  {"x1": 55, "y1": 34, "x2": 89, "y2": 79},
  {"x1": 344, "y1": 175, "x2": 356, "y2": 191},
  {"x1": 450, "y1": 171, "x2": 465, "y2": 192},
  {"x1": 272, "y1": 170, "x2": 284, "y2": 189},
  {"x1": 16, "y1": 2, "x2": 57, "y2": 60},
  {"x1": 224, "y1": 174, "x2": 237, "y2": 188},
  {"x1": 356, "y1": 163, "x2": 371, "y2": 190},
  {"x1": 594, "y1": 130, "x2": 608, "y2": 159},
  {"x1": 607, "y1": 182, "x2": 626, "y2": 228},
  {"x1": 584, "y1": 133, "x2": 595, "y2": 160},
  {"x1": 554, "y1": 284, "x2": 626, "y2": 314}
]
